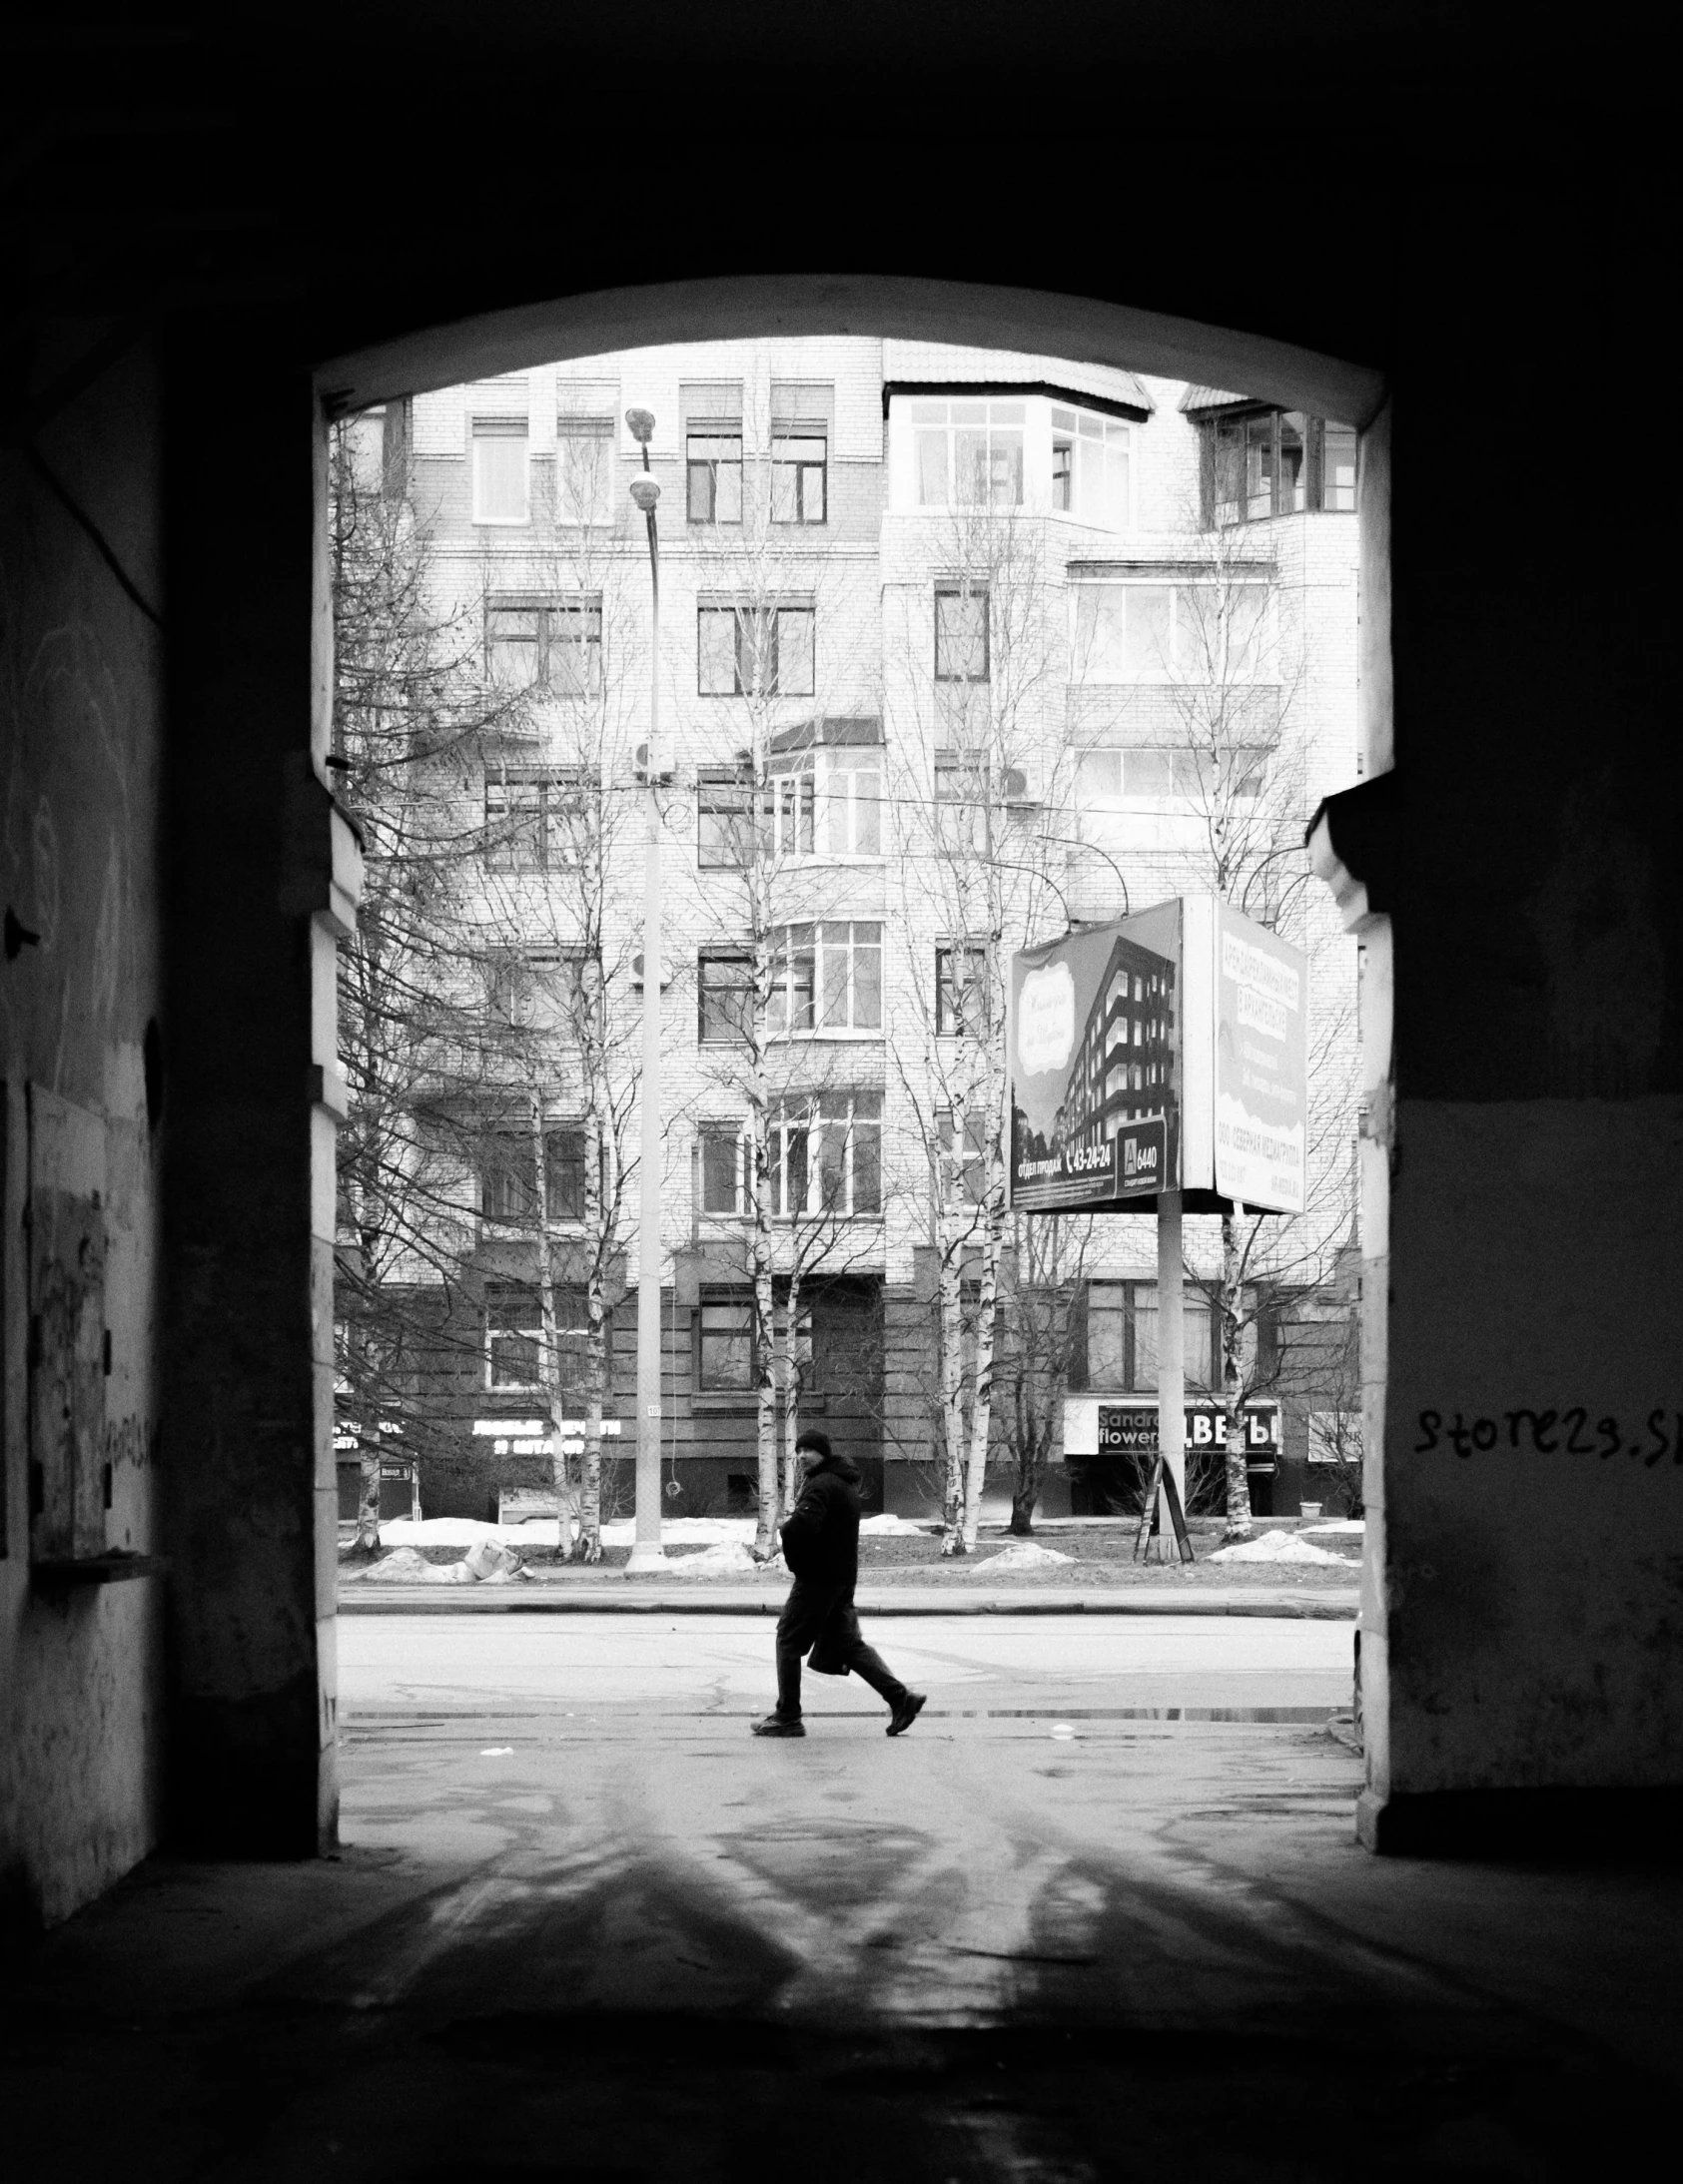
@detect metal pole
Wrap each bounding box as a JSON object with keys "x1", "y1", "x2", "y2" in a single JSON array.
[
  {"x1": 627, "y1": 438, "x2": 666, "y2": 1572},
  {"x1": 1156, "y1": 1188, "x2": 1185, "y2": 1558}
]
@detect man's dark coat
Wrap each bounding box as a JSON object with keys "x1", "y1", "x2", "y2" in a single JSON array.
[{"x1": 777, "y1": 1450, "x2": 863, "y2": 1675}]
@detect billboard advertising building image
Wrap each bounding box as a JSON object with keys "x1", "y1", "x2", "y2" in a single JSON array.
[{"x1": 1008, "y1": 897, "x2": 1306, "y2": 1216}]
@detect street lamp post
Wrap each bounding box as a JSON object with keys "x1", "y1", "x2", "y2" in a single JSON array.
[{"x1": 625, "y1": 410, "x2": 667, "y2": 1572}]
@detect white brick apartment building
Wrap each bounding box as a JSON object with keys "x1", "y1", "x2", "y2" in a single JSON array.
[{"x1": 344, "y1": 337, "x2": 1361, "y2": 1524}]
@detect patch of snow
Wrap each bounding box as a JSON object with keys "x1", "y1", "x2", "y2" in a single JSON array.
[
  {"x1": 1208, "y1": 1529, "x2": 1348, "y2": 1566},
  {"x1": 859, "y1": 1514, "x2": 931, "y2": 1536},
  {"x1": 1300, "y1": 1520, "x2": 1365, "y2": 1537},
  {"x1": 380, "y1": 1517, "x2": 551, "y2": 1548},
  {"x1": 343, "y1": 1546, "x2": 473, "y2": 1585},
  {"x1": 982, "y1": 1541, "x2": 1075, "y2": 1571},
  {"x1": 658, "y1": 1541, "x2": 766, "y2": 1579},
  {"x1": 599, "y1": 1518, "x2": 758, "y2": 1547}
]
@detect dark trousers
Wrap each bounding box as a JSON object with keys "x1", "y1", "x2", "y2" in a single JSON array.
[{"x1": 775, "y1": 1579, "x2": 908, "y2": 1719}]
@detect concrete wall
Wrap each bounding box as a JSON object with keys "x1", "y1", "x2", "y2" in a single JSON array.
[
  {"x1": 1353, "y1": 203, "x2": 1683, "y2": 1845},
  {"x1": 1, "y1": 335, "x2": 167, "y2": 1930}
]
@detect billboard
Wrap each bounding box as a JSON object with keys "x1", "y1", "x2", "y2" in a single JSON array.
[
  {"x1": 1007, "y1": 901, "x2": 1182, "y2": 1211},
  {"x1": 1214, "y1": 902, "x2": 1306, "y2": 1212},
  {"x1": 1007, "y1": 897, "x2": 1305, "y2": 1216}
]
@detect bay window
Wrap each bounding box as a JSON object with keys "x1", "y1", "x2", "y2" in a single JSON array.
[{"x1": 768, "y1": 922, "x2": 882, "y2": 1036}]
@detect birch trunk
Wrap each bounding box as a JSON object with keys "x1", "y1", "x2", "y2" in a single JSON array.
[
  {"x1": 1221, "y1": 1203, "x2": 1255, "y2": 1539},
  {"x1": 938, "y1": 1227, "x2": 968, "y2": 1555},
  {"x1": 779, "y1": 1266, "x2": 803, "y2": 1529},
  {"x1": 531, "y1": 1095, "x2": 575, "y2": 1553},
  {"x1": 575, "y1": 1110, "x2": 608, "y2": 1562},
  {"x1": 960, "y1": 1206, "x2": 1004, "y2": 1552}
]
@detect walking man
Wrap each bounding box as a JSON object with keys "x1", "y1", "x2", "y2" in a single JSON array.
[{"x1": 752, "y1": 1428, "x2": 927, "y2": 1740}]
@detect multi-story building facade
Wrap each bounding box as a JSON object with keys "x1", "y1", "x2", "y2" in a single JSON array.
[{"x1": 339, "y1": 338, "x2": 1361, "y2": 1525}]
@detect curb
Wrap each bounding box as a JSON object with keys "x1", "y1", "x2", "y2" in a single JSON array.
[{"x1": 338, "y1": 1588, "x2": 1360, "y2": 1621}]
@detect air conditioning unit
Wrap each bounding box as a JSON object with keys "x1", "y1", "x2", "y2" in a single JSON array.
[
  {"x1": 633, "y1": 741, "x2": 674, "y2": 786},
  {"x1": 1002, "y1": 763, "x2": 1041, "y2": 808},
  {"x1": 631, "y1": 950, "x2": 674, "y2": 991}
]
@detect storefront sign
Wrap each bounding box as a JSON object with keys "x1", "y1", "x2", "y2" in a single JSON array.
[{"x1": 1098, "y1": 1401, "x2": 1280, "y2": 1465}]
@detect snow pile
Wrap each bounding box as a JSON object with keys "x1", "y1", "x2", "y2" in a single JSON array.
[
  {"x1": 1300, "y1": 1520, "x2": 1365, "y2": 1538},
  {"x1": 462, "y1": 1539, "x2": 527, "y2": 1583},
  {"x1": 600, "y1": 1517, "x2": 757, "y2": 1547},
  {"x1": 344, "y1": 1547, "x2": 472, "y2": 1585},
  {"x1": 1208, "y1": 1529, "x2": 1348, "y2": 1566},
  {"x1": 982, "y1": 1541, "x2": 1075, "y2": 1571},
  {"x1": 859, "y1": 1514, "x2": 930, "y2": 1537},
  {"x1": 382, "y1": 1516, "x2": 547, "y2": 1548},
  {"x1": 659, "y1": 1541, "x2": 765, "y2": 1579}
]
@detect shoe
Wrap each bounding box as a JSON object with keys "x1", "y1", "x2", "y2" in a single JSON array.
[
  {"x1": 751, "y1": 1713, "x2": 806, "y2": 1738},
  {"x1": 886, "y1": 1693, "x2": 927, "y2": 1738}
]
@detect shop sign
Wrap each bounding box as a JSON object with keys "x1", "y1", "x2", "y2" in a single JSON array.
[{"x1": 1098, "y1": 1401, "x2": 1280, "y2": 1465}]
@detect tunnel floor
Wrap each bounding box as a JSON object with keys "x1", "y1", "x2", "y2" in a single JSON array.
[{"x1": 6, "y1": 1614, "x2": 1679, "y2": 2179}]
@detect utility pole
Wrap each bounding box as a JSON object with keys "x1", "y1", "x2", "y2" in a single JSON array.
[
  {"x1": 626, "y1": 409, "x2": 666, "y2": 1572},
  {"x1": 1156, "y1": 1187, "x2": 1185, "y2": 1557}
]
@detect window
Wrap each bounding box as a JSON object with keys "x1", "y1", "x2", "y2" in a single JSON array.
[
  {"x1": 687, "y1": 430, "x2": 743, "y2": 523},
  {"x1": 554, "y1": 411, "x2": 616, "y2": 525},
  {"x1": 769, "y1": 755, "x2": 814, "y2": 854},
  {"x1": 771, "y1": 429, "x2": 827, "y2": 523},
  {"x1": 1072, "y1": 583, "x2": 1268, "y2": 682},
  {"x1": 1076, "y1": 747, "x2": 1268, "y2": 805},
  {"x1": 935, "y1": 751, "x2": 990, "y2": 850},
  {"x1": 482, "y1": 772, "x2": 586, "y2": 870},
  {"x1": 934, "y1": 585, "x2": 989, "y2": 682},
  {"x1": 697, "y1": 952, "x2": 753, "y2": 1045},
  {"x1": 471, "y1": 416, "x2": 529, "y2": 523},
  {"x1": 769, "y1": 747, "x2": 882, "y2": 857},
  {"x1": 771, "y1": 1092, "x2": 883, "y2": 1218},
  {"x1": 487, "y1": 949, "x2": 597, "y2": 1032},
  {"x1": 911, "y1": 399, "x2": 1024, "y2": 507},
  {"x1": 697, "y1": 770, "x2": 754, "y2": 868},
  {"x1": 1050, "y1": 406, "x2": 1131, "y2": 529},
  {"x1": 480, "y1": 1124, "x2": 587, "y2": 1224},
  {"x1": 768, "y1": 922, "x2": 882, "y2": 1036},
  {"x1": 698, "y1": 1297, "x2": 754, "y2": 1390},
  {"x1": 1081, "y1": 1281, "x2": 1216, "y2": 1393},
  {"x1": 698, "y1": 605, "x2": 815, "y2": 698},
  {"x1": 1202, "y1": 410, "x2": 1357, "y2": 525},
  {"x1": 699, "y1": 1123, "x2": 745, "y2": 1215},
  {"x1": 937, "y1": 1107, "x2": 988, "y2": 1204},
  {"x1": 483, "y1": 1281, "x2": 587, "y2": 1390},
  {"x1": 820, "y1": 747, "x2": 882, "y2": 856},
  {"x1": 936, "y1": 944, "x2": 990, "y2": 1038},
  {"x1": 485, "y1": 598, "x2": 602, "y2": 694}
]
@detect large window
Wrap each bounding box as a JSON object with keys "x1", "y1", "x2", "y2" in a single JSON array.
[
  {"x1": 1082, "y1": 1281, "x2": 1215, "y2": 1393},
  {"x1": 768, "y1": 921, "x2": 882, "y2": 1036},
  {"x1": 480, "y1": 1124, "x2": 587, "y2": 1224},
  {"x1": 1076, "y1": 746, "x2": 1266, "y2": 805},
  {"x1": 1072, "y1": 582, "x2": 1268, "y2": 682},
  {"x1": 687, "y1": 430, "x2": 743, "y2": 523},
  {"x1": 935, "y1": 584, "x2": 989, "y2": 682},
  {"x1": 697, "y1": 952, "x2": 754, "y2": 1045},
  {"x1": 1050, "y1": 406, "x2": 1132, "y2": 529},
  {"x1": 554, "y1": 409, "x2": 617, "y2": 525},
  {"x1": 485, "y1": 597, "x2": 602, "y2": 694},
  {"x1": 698, "y1": 605, "x2": 815, "y2": 698},
  {"x1": 698, "y1": 1297, "x2": 754, "y2": 1390},
  {"x1": 769, "y1": 747, "x2": 882, "y2": 858},
  {"x1": 911, "y1": 399, "x2": 1025, "y2": 507},
  {"x1": 1202, "y1": 410, "x2": 1358, "y2": 526},
  {"x1": 771, "y1": 1092, "x2": 883, "y2": 1218},
  {"x1": 699, "y1": 1123, "x2": 746, "y2": 1215},
  {"x1": 936, "y1": 944, "x2": 990, "y2": 1039},
  {"x1": 771, "y1": 428, "x2": 827, "y2": 524},
  {"x1": 484, "y1": 1280, "x2": 588, "y2": 1390},
  {"x1": 482, "y1": 771, "x2": 586, "y2": 871},
  {"x1": 936, "y1": 1106, "x2": 988, "y2": 1204},
  {"x1": 486, "y1": 950, "x2": 595, "y2": 1032},
  {"x1": 471, "y1": 416, "x2": 529, "y2": 523},
  {"x1": 697, "y1": 770, "x2": 754, "y2": 868}
]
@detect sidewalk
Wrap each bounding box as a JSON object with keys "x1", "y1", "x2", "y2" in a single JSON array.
[{"x1": 338, "y1": 1582, "x2": 1359, "y2": 1618}]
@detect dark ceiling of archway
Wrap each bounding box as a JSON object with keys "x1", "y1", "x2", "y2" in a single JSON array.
[{"x1": 0, "y1": 2, "x2": 1667, "y2": 383}]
